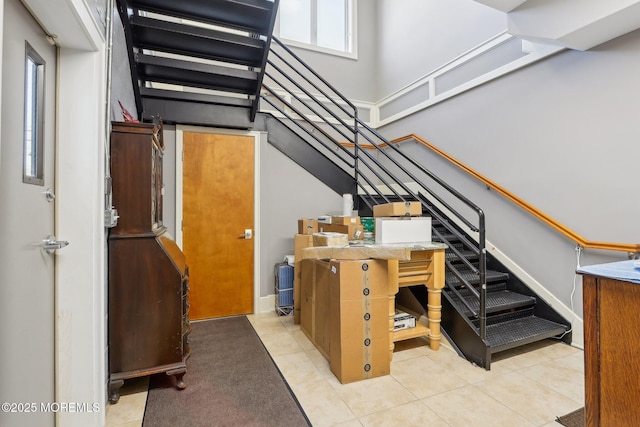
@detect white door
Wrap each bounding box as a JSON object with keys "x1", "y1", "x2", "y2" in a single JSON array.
[{"x1": 0, "y1": 0, "x2": 59, "y2": 425}]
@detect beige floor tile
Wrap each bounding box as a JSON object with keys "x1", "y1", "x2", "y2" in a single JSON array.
[
  {"x1": 424, "y1": 345, "x2": 512, "y2": 384},
  {"x1": 553, "y1": 350, "x2": 585, "y2": 373},
  {"x1": 391, "y1": 337, "x2": 432, "y2": 362},
  {"x1": 333, "y1": 375, "x2": 418, "y2": 418},
  {"x1": 520, "y1": 358, "x2": 585, "y2": 404},
  {"x1": 391, "y1": 355, "x2": 468, "y2": 399},
  {"x1": 246, "y1": 313, "x2": 289, "y2": 336},
  {"x1": 305, "y1": 347, "x2": 334, "y2": 378},
  {"x1": 359, "y1": 400, "x2": 449, "y2": 427},
  {"x1": 291, "y1": 378, "x2": 358, "y2": 427},
  {"x1": 105, "y1": 391, "x2": 147, "y2": 426},
  {"x1": 258, "y1": 330, "x2": 305, "y2": 356},
  {"x1": 491, "y1": 340, "x2": 575, "y2": 371},
  {"x1": 271, "y1": 351, "x2": 326, "y2": 387},
  {"x1": 423, "y1": 384, "x2": 536, "y2": 427},
  {"x1": 276, "y1": 313, "x2": 299, "y2": 332},
  {"x1": 291, "y1": 328, "x2": 317, "y2": 351},
  {"x1": 474, "y1": 371, "x2": 583, "y2": 425},
  {"x1": 334, "y1": 419, "x2": 365, "y2": 427},
  {"x1": 106, "y1": 421, "x2": 144, "y2": 427}
]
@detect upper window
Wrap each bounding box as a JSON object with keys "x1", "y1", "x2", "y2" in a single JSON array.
[
  {"x1": 23, "y1": 43, "x2": 45, "y2": 185},
  {"x1": 275, "y1": 0, "x2": 357, "y2": 59}
]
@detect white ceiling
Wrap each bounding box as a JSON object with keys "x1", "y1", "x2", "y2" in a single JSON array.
[{"x1": 473, "y1": 0, "x2": 640, "y2": 50}]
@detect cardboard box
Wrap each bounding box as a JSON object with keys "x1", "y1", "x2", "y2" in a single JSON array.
[
  {"x1": 298, "y1": 218, "x2": 318, "y2": 235},
  {"x1": 329, "y1": 259, "x2": 390, "y2": 383},
  {"x1": 319, "y1": 223, "x2": 364, "y2": 240},
  {"x1": 317, "y1": 215, "x2": 332, "y2": 224},
  {"x1": 373, "y1": 201, "x2": 422, "y2": 217},
  {"x1": 394, "y1": 310, "x2": 416, "y2": 331},
  {"x1": 331, "y1": 216, "x2": 361, "y2": 225},
  {"x1": 375, "y1": 217, "x2": 431, "y2": 244},
  {"x1": 313, "y1": 232, "x2": 349, "y2": 247},
  {"x1": 293, "y1": 234, "x2": 314, "y2": 324},
  {"x1": 299, "y1": 259, "x2": 331, "y2": 359}
]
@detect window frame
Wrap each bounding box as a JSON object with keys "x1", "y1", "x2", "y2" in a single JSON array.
[
  {"x1": 274, "y1": 0, "x2": 358, "y2": 60},
  {"x1": 23, "y1": 43, "x2": 46, "y2": 186}
]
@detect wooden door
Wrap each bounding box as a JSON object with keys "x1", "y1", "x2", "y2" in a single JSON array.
[
  {"x1": 0, "y1": 0, "x2": 58, "y2": 425},
  {"x1": 182, "y1": 131, "x2": 255, "y2": 319}
]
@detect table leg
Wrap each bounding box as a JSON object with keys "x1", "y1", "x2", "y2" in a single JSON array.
[{"x1": 426, "y1": 286, "x2": 442, "y2": 350}]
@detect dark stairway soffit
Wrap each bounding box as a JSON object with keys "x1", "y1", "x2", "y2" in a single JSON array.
[{"x1": 117, "y1": 0, "x2": 279, "y2": 125}]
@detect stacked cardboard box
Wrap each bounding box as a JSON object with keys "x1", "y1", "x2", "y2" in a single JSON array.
[
  {"x1": 293, "y1": 234, "x2": 314, "y2": 324},
  {"x1": 300, "y1": 258, "x2": 331, "y2": 358},
  {"x1": 329, "y1": 259, "x2": 390, "y2": 384},
  {"x1": 373, "y1": 201, "x2": 421, "y2": 217},
  {"x1": 373, "y1": 201, "x2": 431, "y2": 244},
  {"x1": 298, "y1": 218, "x2": 318, "y2": 235},
  {"x1": 318, "y1": 216, "x2": 364, "y2": 240}
]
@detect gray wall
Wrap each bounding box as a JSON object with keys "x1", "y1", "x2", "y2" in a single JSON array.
[
  {"x1": 281, "y1": 0, "x2": 379, "y2": 102},
  {"x1": 259, "y1": 142, "x2": 343, "y2": 298},
  {"x1": 110, "y1": 7, "x2": 137, "y2": 121},
  {"x1": 378, "y1": 28, "x2": 640, "y2": 318},
  {"x1": 159, "y1": 128, "x2": 343, "y2": 300},
  {"x1": 376, "y1": 0, "x2": 506, "y2": 99}
]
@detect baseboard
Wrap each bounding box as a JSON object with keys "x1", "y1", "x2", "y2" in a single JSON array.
[{"x1": 258, "y1": 294, "x2": 276, "y2": 314}]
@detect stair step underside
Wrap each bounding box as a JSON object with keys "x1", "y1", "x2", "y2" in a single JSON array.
[
  {"x1": 446, "y1": 289, "x2": 536, "y2": 316},
  {"x1": 137, "y1": 54, "x2": 258, "y2": 94},
  {"x1": 140, "y1": 87, "x2": 253, "y2": 107},
  {"x1": 483, "y1": 316, "x2": 568, "y2": 353},
  {"x1": 131, "y1": 16, "x2": 265, "y2": 67},
  {"x1": 129, "y1": 0, "x2": 276, "y2": 34}
]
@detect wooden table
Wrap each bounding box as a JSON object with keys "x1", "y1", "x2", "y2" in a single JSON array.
[
  {"x1": 578, "y1": 260, "x2": 640, "y2": 427},
  {"x1": 300, "y1": 242, "x2": 447, "y2": 361},
  {"x1": 388, "y1": 245, "x2": 446, "y2": 356}
]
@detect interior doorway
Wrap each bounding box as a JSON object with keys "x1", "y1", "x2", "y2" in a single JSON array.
[{"x1": 177, "y1": 127, "x2": 261, "y2": 319}]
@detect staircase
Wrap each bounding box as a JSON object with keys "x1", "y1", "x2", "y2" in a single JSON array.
[
  {"x1": 114, "y1": 0, "x2": 572, "y2": 370},
  {"x1": 116, "y1": 0, "x2": 279, "y2": 127},
  {"x1": 428, "y1": 203, "x2": 570, "y2": 369}
]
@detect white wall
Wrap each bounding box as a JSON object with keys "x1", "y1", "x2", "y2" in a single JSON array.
[
  {"x1": 378, "y1": 28, "x2": 640, "y2": 322},
  {"x1": 280, "y1": 0, "x2": 379, "y2": 102},
  {"x1": 376, "y1": 0, "x2": 506, "y2": 98}
]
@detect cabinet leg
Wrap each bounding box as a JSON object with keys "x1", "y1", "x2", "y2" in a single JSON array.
[
  {"x1": 174, "y1": 372, "x2": 187, "y2": 390},
  {"x1": 166, "y1": 367, "x2": 187, "y2": 390},
  {"x1": 108, "y1": 379, "x2": 124, "y2": 404}
]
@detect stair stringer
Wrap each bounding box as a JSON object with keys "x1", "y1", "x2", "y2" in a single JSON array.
[{"x1": 253, "y1": 113, "x2": 357, "y2": 196}]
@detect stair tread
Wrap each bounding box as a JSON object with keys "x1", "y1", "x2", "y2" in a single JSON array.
[
  {"x1": 447, "y1": 289, "x2": 535, "y2": 315},
  {"x1": 484, "y1": 316, "x2": 567, "y2": 352},
  {"x1": 445, "y1": 268, "x2": 508, "y2": 285}
]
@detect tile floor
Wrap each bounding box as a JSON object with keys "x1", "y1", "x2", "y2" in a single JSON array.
[{"x1": 106, "y1": 312, "x2": 584, "y2": 427}]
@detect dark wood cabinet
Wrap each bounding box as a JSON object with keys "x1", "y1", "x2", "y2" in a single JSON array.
[
  {"x1": 580, "y1": 262, "x2": 640, "y2": 426},
  {"x1": 108, "y1": 121, "x2": 190, "y2": 403}
]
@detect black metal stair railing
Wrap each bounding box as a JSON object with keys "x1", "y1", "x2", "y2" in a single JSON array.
[{"x1": 261, "y1": 36, "x2": 490, "y2": 340}]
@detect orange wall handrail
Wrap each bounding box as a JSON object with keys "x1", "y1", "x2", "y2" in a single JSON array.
[{"x1": 367, "y1": 134, "x2": 640, "y2": 254}]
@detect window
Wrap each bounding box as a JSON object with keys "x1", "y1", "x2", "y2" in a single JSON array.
[
  {"x1": 276, "y1": 0, "x2": 356, "y2": 58},
  {"x1": 23, "y1": 43, "x2": 45, "y2": 185}
]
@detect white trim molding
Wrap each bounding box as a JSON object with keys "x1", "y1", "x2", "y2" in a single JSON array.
[{"x1": 262, "y1": 32, "x2": 564, "y2": 131}]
